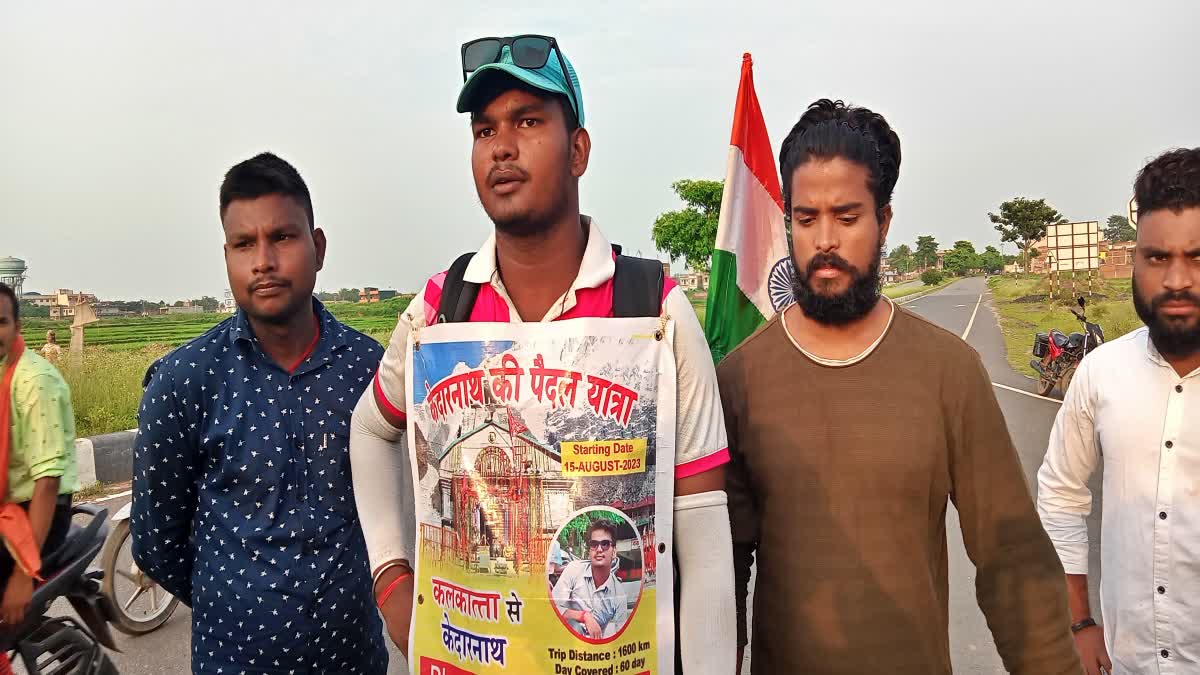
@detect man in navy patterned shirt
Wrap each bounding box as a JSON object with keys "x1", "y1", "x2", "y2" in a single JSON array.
[{"x1": 131, "y1": 153, "x2": 388, "y2": 674}]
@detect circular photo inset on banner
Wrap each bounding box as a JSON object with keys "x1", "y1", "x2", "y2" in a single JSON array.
[{"x1": 547, "y1": 506, "x2": 644, "y2": 643}]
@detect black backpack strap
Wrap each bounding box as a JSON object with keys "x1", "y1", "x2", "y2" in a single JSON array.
[
  {"x1": 439, "y1": 246, "x2": 662, "y2": 322},
  {"x1": 611, "y1": 246, "x2": 665, "y2": 318},
  {"x1": 437, "y1": 253, "x2": 481, "y2": 324}
]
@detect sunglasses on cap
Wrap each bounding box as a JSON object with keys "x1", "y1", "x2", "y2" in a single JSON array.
[
  {"x1": 460, "y1": 34, "x2": 579, "y2": 124},
  {"x1": 587, "y1": 539, "x2": 614, "y2": 551}
]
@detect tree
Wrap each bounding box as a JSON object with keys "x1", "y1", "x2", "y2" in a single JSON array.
[
  {"x1": 1002, "y1": 253, "x2": 1018, "y2": 265},
  {"x1": 18, "y1": 301, "x2": 50, "y2": 318},
  {"x1": 989, "y1": 197, "x2": 1067, "y2": 272},
  {"x1": 652, "y1": 179, "x2": 723, "y2": 272},
  {"x1": 978, "y1": 245, "x2": 1005, "y2": 274},
  {"x1": 887, "y1": 244, "x2": 914, "y2": 275},
  {"x1": 921, "y1": 269, "x2": 944, "y2": 286},
  {"x1": 942, "y1": 240, "x2": 980, "y2": 276},
  {"x1": 337, "y1": 288, "x2": 360, "y2": 302},
  {"x1": 1104, "y1": 214, "x2": 1135, "y2": 242},
  {"x1": 191, "y1": 296, "x2": 220, "y2": 312},
  {"x1": 172, "y1": 300, "x2": 185, "y2": 307},
  {"x1": 914, "y1": 235, "x2": 940, "y2": 271}
]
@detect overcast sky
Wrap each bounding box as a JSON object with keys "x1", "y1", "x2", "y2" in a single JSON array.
[{"x1": 3, "y1": 1, "x2": 1197, "y2": 300}]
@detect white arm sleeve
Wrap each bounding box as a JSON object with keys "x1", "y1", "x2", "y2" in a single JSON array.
[
  {"x1": 350, "y1": 386, "x2": 416, "y2": 579},
  {"x1": 1036, "y1": 358, "x2": 1099, "y2": 575},
  {"x1": 674, "y1": 490, "x2": 736, "y2": 674}
]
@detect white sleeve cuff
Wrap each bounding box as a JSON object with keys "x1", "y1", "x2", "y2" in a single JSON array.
[
  {"x1": 674, "y1": 490, "x2": 737, "y2": 673},
  {"x1": 1036, "y1": 509, "x2": 1090, "y2": 575}
]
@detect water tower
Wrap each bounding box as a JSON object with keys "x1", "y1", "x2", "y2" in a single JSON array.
[{"x1": 0, "y1": 257, "x2": 28, "y2": 297}]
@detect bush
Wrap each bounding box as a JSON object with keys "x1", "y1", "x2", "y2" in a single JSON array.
[{"x1": 920, "y1": 270, "x2": 944, "y2": 286}]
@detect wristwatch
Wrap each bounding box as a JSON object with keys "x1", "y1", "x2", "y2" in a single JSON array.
[{"x1": 1071, "y1": 617, "x2": 1098, "y2": 633}]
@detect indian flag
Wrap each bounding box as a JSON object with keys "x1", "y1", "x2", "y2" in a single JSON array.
[{"x1": 704, "y1": 53, "x2": 792, "y2": 362}]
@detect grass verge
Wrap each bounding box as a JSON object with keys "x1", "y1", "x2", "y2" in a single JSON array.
[
  {"x1": 988, "y1": 274, "x2": 1142, "y2": 377},
  {"x1": 884, "y1": 278, "x2": 955, "y2": 301},
  {"x1": 688, "y1": 293, "x2": 707, "y2": 328},
  {"x1": 74, "y1": 481, "x2": 109, "y2": 502}
]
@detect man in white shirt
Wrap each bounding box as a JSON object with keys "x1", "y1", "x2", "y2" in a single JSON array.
[
  {"x1": 1038, "y1": 146, "x2": 1200, "y2": 675},
  {"x1": 348, "y1": 34, "x2": 735, "y2": 672}
]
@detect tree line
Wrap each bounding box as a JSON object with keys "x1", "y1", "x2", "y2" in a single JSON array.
[{"x1": 650, "y1": 178, "x2": 1137, "y2": 280}]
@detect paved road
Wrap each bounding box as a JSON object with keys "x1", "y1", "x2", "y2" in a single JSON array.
[{"x1": 899, "y1": 277, "x2": 1102, "y2": 673}]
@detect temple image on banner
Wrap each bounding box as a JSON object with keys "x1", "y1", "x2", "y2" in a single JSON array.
[{"x1": 416, "y1": 402, "x2": 574, "y2": 576}]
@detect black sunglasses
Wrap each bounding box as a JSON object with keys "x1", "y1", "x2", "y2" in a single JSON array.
[
  {"x1": 587, "y1": 539, "x2": 614, "y2": 551},
  {"x1": 461, "y1": 34, "x2": 578, "y2": 123}
]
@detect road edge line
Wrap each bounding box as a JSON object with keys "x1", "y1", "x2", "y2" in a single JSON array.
[
  {"x1": 991, "y1": 381, "x2": 1062, "y2": 404},
  {"x1": 91, "y1": 489, "x2": 134, "y2": 504},
  {"x1": 962, "y1": 292, "x2": 983, "y2": 339}
]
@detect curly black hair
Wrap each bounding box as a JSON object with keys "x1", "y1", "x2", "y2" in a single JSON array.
[
  {"x1": 1135, "y1": 147, "x2": 1200, "y2": 216},
  {"x1": 779, "y1": 99, "x2": 901, "y2": 220}
]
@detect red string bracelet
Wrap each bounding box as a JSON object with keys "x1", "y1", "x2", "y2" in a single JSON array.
[{"x1": 376, "y1": 572, "x2": 412, "y2": 609}]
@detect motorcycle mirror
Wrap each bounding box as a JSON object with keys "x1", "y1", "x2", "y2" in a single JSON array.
[{"x1": 1077, "y1": 297, "x2": 1086, "y2": 308}]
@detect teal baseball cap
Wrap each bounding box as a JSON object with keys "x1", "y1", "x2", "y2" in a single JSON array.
[{"x1": 457, "y1": 35, "x2": 585, "y2": 128}]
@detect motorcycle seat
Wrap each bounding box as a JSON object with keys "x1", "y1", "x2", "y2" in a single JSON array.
[
  {"x1": 1067, "y1": 332, "x2": 1086, "y2": 349},
  {"x1": 1050, "y1": 330, "x2": 1070, "y2": 348}
]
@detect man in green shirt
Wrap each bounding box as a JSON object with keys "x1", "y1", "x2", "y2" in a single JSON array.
[{"x1": 0, "y1": 282, "x2": 77, "y2": 626}]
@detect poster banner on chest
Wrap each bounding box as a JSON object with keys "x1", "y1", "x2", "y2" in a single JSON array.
[{"x1": 405, "y1": 317, "x2": 677, "y2": 675}]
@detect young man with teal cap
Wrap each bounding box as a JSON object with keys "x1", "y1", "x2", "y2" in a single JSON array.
[{"x1": 350, "y1": 35, "x2": 736, "y2": 672}]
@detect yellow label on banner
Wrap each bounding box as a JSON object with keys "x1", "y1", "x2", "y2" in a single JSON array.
[
  {"x1": 560, "y1": 439, "x2": 648, "y2": 477},
  {"x1": 412, "y1": 560, "x2": 659, "y2": 674}
]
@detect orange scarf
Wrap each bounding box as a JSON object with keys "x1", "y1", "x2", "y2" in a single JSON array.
[{"x1": 0, "y1": 336, "x2": 43, "y2": 580}]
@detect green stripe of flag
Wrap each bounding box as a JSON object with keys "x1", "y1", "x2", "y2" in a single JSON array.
[{"x1": 704, "y1": 248, "x2": 768, "y2": 363}]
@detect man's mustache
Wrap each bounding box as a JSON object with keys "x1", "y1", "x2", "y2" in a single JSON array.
[
  {"x1": 1152, "y1": 290, "x2": 1200, "y2": 310},
  {"x1": 487, "y1": 163, "x2": 529, "y2": 187},
  {"x1": 804, "y1": 252, "x2": 857, "y2": 278}
]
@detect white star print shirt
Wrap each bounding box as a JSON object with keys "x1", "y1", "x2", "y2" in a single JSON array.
[{"x1": 130, "y1": 300, "x2": 388, "y2": 674}]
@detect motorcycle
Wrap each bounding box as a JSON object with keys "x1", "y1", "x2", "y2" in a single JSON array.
[
  {"x1": 98, "y1": 503, "x2": 180, "y2": 635},
  {"x1": 1031, "y1": 296, "x2": 1106, "y2": 397},
  {"x1": 0, "y1": 504, "x2": 120, "y2": 674}
]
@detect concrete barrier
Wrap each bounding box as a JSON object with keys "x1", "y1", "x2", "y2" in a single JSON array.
[
  {"x1": 75, "y1": 429, "x2": 136, "y2": 486},
  {"x1": 74, "y1": 438, "x2": 96, "y2": 486}
]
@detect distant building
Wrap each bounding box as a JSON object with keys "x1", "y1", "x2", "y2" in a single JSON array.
[
  {"x1": 22, "y1": 293, "x2": 55, "y2": 307},
  {"x1": 1099, "y1": 240, "x2": 1135, "y2": 279},
  {"x1": 674, "y1": 271, "x2": 709, "y2": 292},
  {"x1": 1016, "y1": 236, "x2": 1131, "y2": 278},
  {"x1": 881, "y1": 263, "x2": 900, "y2": 284},
  {"x1": 166, "y1": 304, "x2": 203, "y2": 315},
  {"x1": 359, "y1": 287, "x2": 398, "y2": 303},
  {"x1": 0, "y1": 257, "x2": 28, "y2": 296},
  {"x1": 45, "y1": 289, "x2": 100, "y2": 320},
  {"x1": 660, "y1": 261, "x2": 670, "y2": 278},
  {"x1": 221, "y1": 289, "x2": 237, "y2": 313},
  {"x1": 53, "y1": 289, "x2": 98, "y2": 308},
  {"x1": 93, "y1": 303, "x2": 134, "y2": 318}
]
